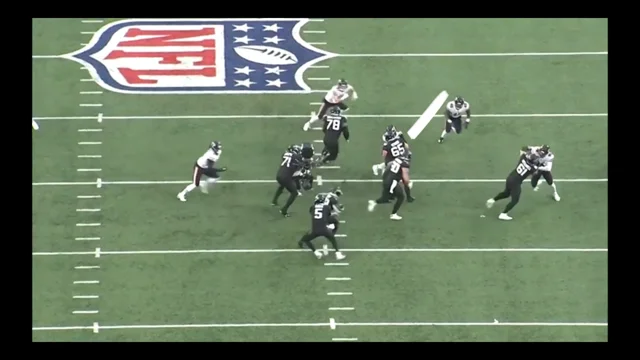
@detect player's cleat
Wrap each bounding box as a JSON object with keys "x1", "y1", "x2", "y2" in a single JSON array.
[
  {"x1": 314, "y1": 250, "x2": 323, "y2": 259},
  {"x1": 407, "y1": 196, "x2": 415, "y2": 203},
  {"x1": 303, "y1": 121, "x2": 310, "y2": 131},
  {"x1": 498, "y1": 213, "x2": 512, "y2": 221},
  {"x1": 438, "y1": 137, "x2": 444, "y2": 144},
  {"x1": 553, "y1": 193, "x2": 561, "y2": 202},
  {"x1": 367, "y1": 200, "x2": 377, "y2": 212},
  {"x1": 390, "y1": 213, "x2": 402, "y2": 220},
  {"x1": 280, "y1": 209, "x2": 291, "y2": 217},
  {"x1": 271, "y1": 202, "x2": 278, "y2": 206},
  {"x1": 485, "y1": 198, "x2": 495, "y2": 208},
  {"x1": 335, "y1": 251, "x2": 346, "y2": 260},
  {"x1": 177, "y1": 193, "x2": 186, "y2": 202},
  {"x1": 372, "y1": 164, "x2": 379, "y2": 176},
  {"x1": 533, "y1": 186, "x2": 539, "y2": 191}
]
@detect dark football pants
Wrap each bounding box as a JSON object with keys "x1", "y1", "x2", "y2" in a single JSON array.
[
  {"x1": 376, "y1": 179, "x2": 406, "y2": 214},
  {"x1": 445, "y1": 118, "x2": 462, "y2": 134},
  {"x1": 531, "y1": 171, "x2": 553, "y2": 187},
  {"x1": 298, "y1": 223, "x2": 340, "y2": 252},
  {"x1": 493, "y1": 181, "x2": 522, "y2": 214},
  {"x1": 273, "y1": 176, "x2": 298, "y2": 213},
  {"x1": 322, "y1": 139, "x2": 339, "y2": 162}
]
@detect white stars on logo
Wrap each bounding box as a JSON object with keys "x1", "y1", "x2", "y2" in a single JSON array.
[
  {"x1": 263, "y1": 35, "x2": 284, "y2": 45},
  {"x1": 265, "y1": 66, "x2": 286, "y2": 75},
  {"x1": 234, "y1": 35, "x2": 254, "y2": 44},
  {"x1": 235, "y1": 78, "x2": 256, "y2": 88},
  {"x1": 232, "y1": 24, "x2": 253, "y2": 32},
  {"x1": 266, "y1": 79, "x2": 286, "y2": 87},
  {"x1": 234, "y1": 66, "x2": 255, "y2": 75},
  {"x1": 263, "y1": 24, "x2": 282, "y2": 32}
]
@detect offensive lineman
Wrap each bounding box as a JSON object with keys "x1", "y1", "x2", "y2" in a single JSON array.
[
  {"x1": 298, "y1": 190, "x2": 346, "y2": 260},
  {"x1": 177, "y1": 141, "x2": 227, "y2": 202},
  {"x1": 321, "y1": 107, "x2": 350, "y2": 164},
  {"x1": 303, "y1": 79, "x2": 358, "y2": 131},
  {"x1": 438, "y1": 96, "x2": 471, "y2": 144},
  {"x1": 523, "y1": 144, "x2": 560, "y2": 201},
  {"x1": 272, "y1": 145, "x2": 306, "y2": 217},
  {"x1": 485, "y1": 149, "x2": 540, "y2": 220},
  {"x1": 372, "y1": 125, "x2": 410, "y2": 176},
  {"x1": 367, "y1": 156, "x2": 414, "y2": 220}
]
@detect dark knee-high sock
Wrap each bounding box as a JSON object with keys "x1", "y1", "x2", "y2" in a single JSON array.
[
  {"x1": 281, "y1": 192, "x2": 298, "y2": 212},
  {"x1": 502, "y1": 198, "x2": 519, "y2": 213},
  {"x1": 493, "y1": 191, "x2": 510, "y2": 201},
  {"x1": 272, "y1": 186, "x2": 284, "y2": 203},
  {"x1": 299, "y1": 234, "x2": 316, "y2": 251}
]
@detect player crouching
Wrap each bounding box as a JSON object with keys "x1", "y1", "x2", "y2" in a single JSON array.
[
  {"x1": 303, "y1": 79, "x2": 358, "y2": 131},
  {"x1": 523, "y1": 144, "x2": 560, "y2": 201},
  {"x1": 438, "y1": 96, "x2": 471, "y2": 144},
  {"x1": 298, "y1": 189, "x2": 346, "y2": 260},
  {"x1": 368, "y1": 156, "x2": 414, "y2": 220},
  {"x1": 177, "y1": 141, "x2": 227, "y2": 202}
]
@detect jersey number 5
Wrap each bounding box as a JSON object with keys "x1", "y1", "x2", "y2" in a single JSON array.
[
  {"x1": 326, "y1": 119, "x2": 341, "y2": 131},
  {"x1": 314, "y1": 206, "x2": 324, "y2": 219},
  {"x1": 389, "y1": 141, "x2": 404, "y2": 157},
  {"x1": 516, "y1": 162, "x2": 530, "y2": 176}
]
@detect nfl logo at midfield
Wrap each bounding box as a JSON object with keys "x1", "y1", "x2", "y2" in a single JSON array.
[{"x1": 66, "y1": 19, "x2": 336, "y2": 94}]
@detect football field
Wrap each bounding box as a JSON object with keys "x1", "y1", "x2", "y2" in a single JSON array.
[{"x1": 32, "y1": 18, "x2": 608, "y2": 342}]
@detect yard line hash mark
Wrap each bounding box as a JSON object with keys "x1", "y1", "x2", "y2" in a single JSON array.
[
  {"x1": 328, "y1": 292, "x2": 353, "y2": 296},
  {"x1": 303, "y1": 30, "x2": 326, "y2": 33},
  {"x1": 75, "y1": 223, "x2": 101, "y2": 227},
  {"x1": 77, "y1": 195, "x2": 101, "y2": 199},
  {"x1": 32, "y1": 248, "x2": 607, "y2": 257},
  {"x1": 326, "y1": 277, "x2": 351, "y2": 281},
  {"x1": 31, "y1": 113, "x2": 608, "y2": 121},
  {"x1": 329, "y1": 307, "x2": 355, "y2": 311},
  {"x1": 76, "y1": 209, "x2": 101, "y2": 212},
  {"x1": 77, "y1": 169, "x2": 101, "y2": 172},
  {"x1": 73, "y1": 310, "x2": 98, "y2": 314},
  {"x1": 32, "y1": 321, "x2": 608, "y2": 332},
  {"x1": 333, "y1": 338, "x2": 358, "y2": 341},
  {"x1": 308, "y1": 77, "x2": 331, "y2": 80},
  {"x1": 309, "y1": 42, "x2": 327, "y2": 45},
  {"x1": 78, "y1": 155, "x2": 102, "y2": 158},
  {"x1": 78, "y1": 129, "x2": 102, "y2": 132},
  {"x1": 81, "y1": 20, "x2": 104, "y2": 23},
  {"x1": 78, "y1": 142, "x2": 101, "y2": 145},
  {"x1": 32, "y1": 178, "x2": 608, "y2": 187},
  {"x1": 80, "y1": 31, "x2": 95, "y2": 35},
  {"x1": 73, "y1": 295, "x2": 99, "y2": 299},
  {"x1": 73, "y1": 280, "x2": 99, "y2": 284},
  {"x1": 75, "y1": 237, "x2": 100, "y2": 241},
  {"x1": 80, "y1": 91, "x2": 102, "y2": 95},
  {"x1": 79, "y1": 104, "x2": 103, "y2": 107},
  {"x1": 309, "y1": 65, "x2": 329, "y2": 69},
  {"x1": 74, "y1": 266, "x2": 100, "y2": 270}
]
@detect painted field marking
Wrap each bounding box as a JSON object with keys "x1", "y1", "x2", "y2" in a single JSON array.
[
  {"x1": 313, "y1": 140, "x2": 324, "y2": 143},
  {"x1": 73, "y1": 310, "x2": 98, "y2": 314},
  {"x1": 77, "y1": 195, "x2": 101, "y2": 199},
  {"x1": 81, "y1": 20, "x2": 104, "y2": 23},
  {"x1": 32, "y1": 321, "x2": 608, "y2": 332},
  {"x1": 328, "y1": 292, "x2": 353, "y2": 296},
  {"x1": 74, "y1": 266, "x2": 100, "y2": 270},
  {"x1": 95, "y1": 247, "x2": 101, "y2": 258},
  {"x1": 326, "y1": 277, "x2": 351, "y2": 281},
  {"x1": 80, "y1": 43, "x2": 88, "y2": 46},
  {"x1": 333, "y1": 338, "x2": 358, "y2": 341},
  {"x1": 80, "y1": 91, "x2": 102, "y2": 95},
  {"x1": 73, "y1": 280, "x2": 99, "y2": 284},
  {"x1": 77, "y1": 169, "x2": 101, "y2": 172},
  {"x1": 73, "y1": 295, "x2": 99, "y2": 299},
  {"x1": 97, "y1": 113, "x2": 103, "y2": 123},
  {"x1": 78, "y1": 155, "x2": 102, "y2": 158},
  {"x1": 80, "y1": 104, "x2": 102, "y2": 107},
  {"x1": 304, "y1": 30, "x2": 326, "y2": 34},
  {"x1": 78, "y1": 142, "x2": 101, "y2": 145},
  {"x1": 78, "y1": 129, "x2": 102, "y2": 132},
  {"x1": 309, "y1": 65, "x2": 329, "y2": 69},
  {"x1": 318, "y1": 165, "x2": 340, "y2": 169},
  {"x1": 33, "y1": 248, "x2": 607, "y2": 257},
  {"x1": 80, "y1": 79, "x2": 94, "y2": 82},
  {"x1": 316, "y1": 175, "x2": 323, "y2": 186},
  {"x1": 32, "y1": 113, "x2": 608, "y2": 121},
  {"x1": 309, "y1": 19, "x2": 325, "y2": 22},
  {"x1": 76, "y1": 208, "x2": 101, "y2": 212},
  {"x1": 75, "y1": 237, "x2": 100, "y2": 241},
  {"x1": 75, "y1": 223, "x2": 101, "y2": 227},
  {"x1": 329, "y1": 318, "x2": 336, "y2": 329},
  {"x1": 32, "y1": 120, "x2": 39, "y2": 130},
  {"x1": 309, "y1": 42, "x2": 327, "y2": 45},
  {"x1": 310, "y1": 102, "x2": 322, "y2": 105},
  {"x1": 325, "y1": 263, "x2": 349, "y2": 266},
  {"x1": 96, "y1": 178, "x2": 102, "y2": 188},
  {"x1": 329, "y1": 307, "x2": 355, "y2": 311},
  {"x1": 308, "y1": 77, "x2": 331, "y2": 81},
  {"x1": 32, "y1": 178, "x2": 607, "y2": 187}
]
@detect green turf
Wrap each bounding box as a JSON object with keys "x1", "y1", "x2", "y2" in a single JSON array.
[{"x1": 32, "y1": 18, "x2": 607, "y2": 342}]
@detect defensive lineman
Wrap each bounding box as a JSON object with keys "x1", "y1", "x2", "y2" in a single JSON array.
[
  {"x1": 368, "y1": 156, "x2": 414, "y2": 220},
  {"x1": 298, "y1": 190, "x2": 346, "y2": 260},
  {"x1": 303, "y1": 79, "x2": 358, "y2": 131},
  {"x1": 372, "y1": 125, "x2": 410, "y2": 176},
  {"x1": 321, "y1": 107, "x2": 350, "y2": 164},
  {"x1": 438, "y1": 96, "x2": 471, "y2": 143},
  {"x1": 177, "y1": 141, "x2": 227, "y2": 202},
  {"x1": 523, "y1": 144, "x2": 560, "y2": 201},
  {"x1": 486, "y1": 149, "x2": 540, "y2": 220}
]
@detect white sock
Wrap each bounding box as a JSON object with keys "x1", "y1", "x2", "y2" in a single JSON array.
[
  {"x1": 550, "y1": 182, "x2": 557, "y2": 193},
  {"x1": 440, "y1": 130, "x2": 447, "y2": 138},
  {"x1": 206, "y1": 178, "x2": 218, "y2": 187},
  {"x1": 307, "y1": 117, "x2": 318, "y2": 125},
  {"x1": 181, "y1": 183, "x2": 197, "y2": 194}
]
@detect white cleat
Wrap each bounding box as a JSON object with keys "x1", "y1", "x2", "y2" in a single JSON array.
[
  {"x1": 372, "y1": 164, "x2": 379, "y2": 176},
  {"x1": 177, "y1": 193, "x2": 186, "y2": 202},
  {"x1": 486, "y1": 198, "x2": 495, "y2": 208},
  {"x1": 335, "y1": 251, "x2": 346, "y2": 260},
  {"x1": 367, "y1": 200, "x2": 377, "y2": 212},
  {"x1": 553, "y1": 193, "x2": 561, "y2": 202},
  {"x1": 390, "y1": 213, "x2": 402, "y2": 220},
  {"x1": 533, "y1": 186, "x2": 539, "y2": 192},
  {"x1": 498, "y1": 213, "x2": 512, "y2": 221},
  {"x1": 303, "y1": 121, "x2": 310, "y2": 131},
  {"x1": 314, "y1": 250, "x2": 323, "y2": 259}
]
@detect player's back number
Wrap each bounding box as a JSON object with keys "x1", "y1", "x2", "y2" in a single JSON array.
[
  {"x1": 389, "y1": 140, "x2": 404, "y2": 157},
  {"x1": 314, "y1": 205, "x2": 324, "y2": 219},
  {"x1": 281, "y1": 152, "x2": 292, "y2": 167},
  {"x1": 326, "y1": 118, "x2": 341, "y2": 131},
  {"x1": 516, "y1": 161, "x2": 531, "y2": 176}
]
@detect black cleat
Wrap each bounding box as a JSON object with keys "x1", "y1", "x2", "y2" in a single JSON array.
[
  {"x1": 407, "y1": 196, "x2": 415, "y2": 203},
  {"x1": 280, "y1": 209, "x2": 290, "y2": 217}
]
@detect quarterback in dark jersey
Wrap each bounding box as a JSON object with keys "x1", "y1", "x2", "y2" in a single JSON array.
[
  {"x1": 321, "y1": 107, "x2": 350, "y2": 164},
  {"x1": 298, "y1": 190, "x2": 346, "y2": 260},
  {"x1": 368, "y1": 156, "x2": 414, "y2": 220},
  {"x1": 272, "y1": 145, "x2": 305, "y2": 217},
  {"x1": 486, "y1": 150, "x2": 540, "y2": 220},
  {"x1": 372, "y1": 125, "x2": 410, "y2": 176}
]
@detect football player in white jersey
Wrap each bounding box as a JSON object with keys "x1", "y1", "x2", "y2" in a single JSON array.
[
  {"x1": 177, "y1": 141, "x2": 227, "y2": 202},
  {"x1": 303, "y1": 79, "x2": 358, "y2": 131},
  {"x1": 522, "y1": 144, "x2": 560, "y2": 201},
  {"x1": 438, "y1": 96, "x2": 471, "y2": 143}
]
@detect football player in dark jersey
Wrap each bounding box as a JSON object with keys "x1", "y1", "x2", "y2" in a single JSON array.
[
  {"x1": 272, "y1": 145, "x2": 305, "y2": 217},
  {"x1": 298, "y1": 190, "x2": 346, "y2": 260},
  {"x1": 372, "y1": 125, "x2": 410, "y2": 176},
  {"x1": 486, "y1": 150, "x2": 540, "y2": 220},
  {"x1": 368, "y1": 156, "x2": 413, "y2": 220},
  {"x1": 438, "y1": 96, "x2": 471, "y2": 144},
  {"x1": 321, "y1": 107, "x2": 350, "y2": 164}
]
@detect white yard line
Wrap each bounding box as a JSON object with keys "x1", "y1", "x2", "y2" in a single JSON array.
[
  {"x1": 33, "y1": 248, "x2": 607, "y2": 257},
  {"x1": 32, "y1": 321, "x2": 607, "y2": 332},
  {"x1": 32, "y1": 178, "x2": 608, "y2": 187},
  {"x1": 31, "y1": 113, "x2": 608, "y2": 121}
]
